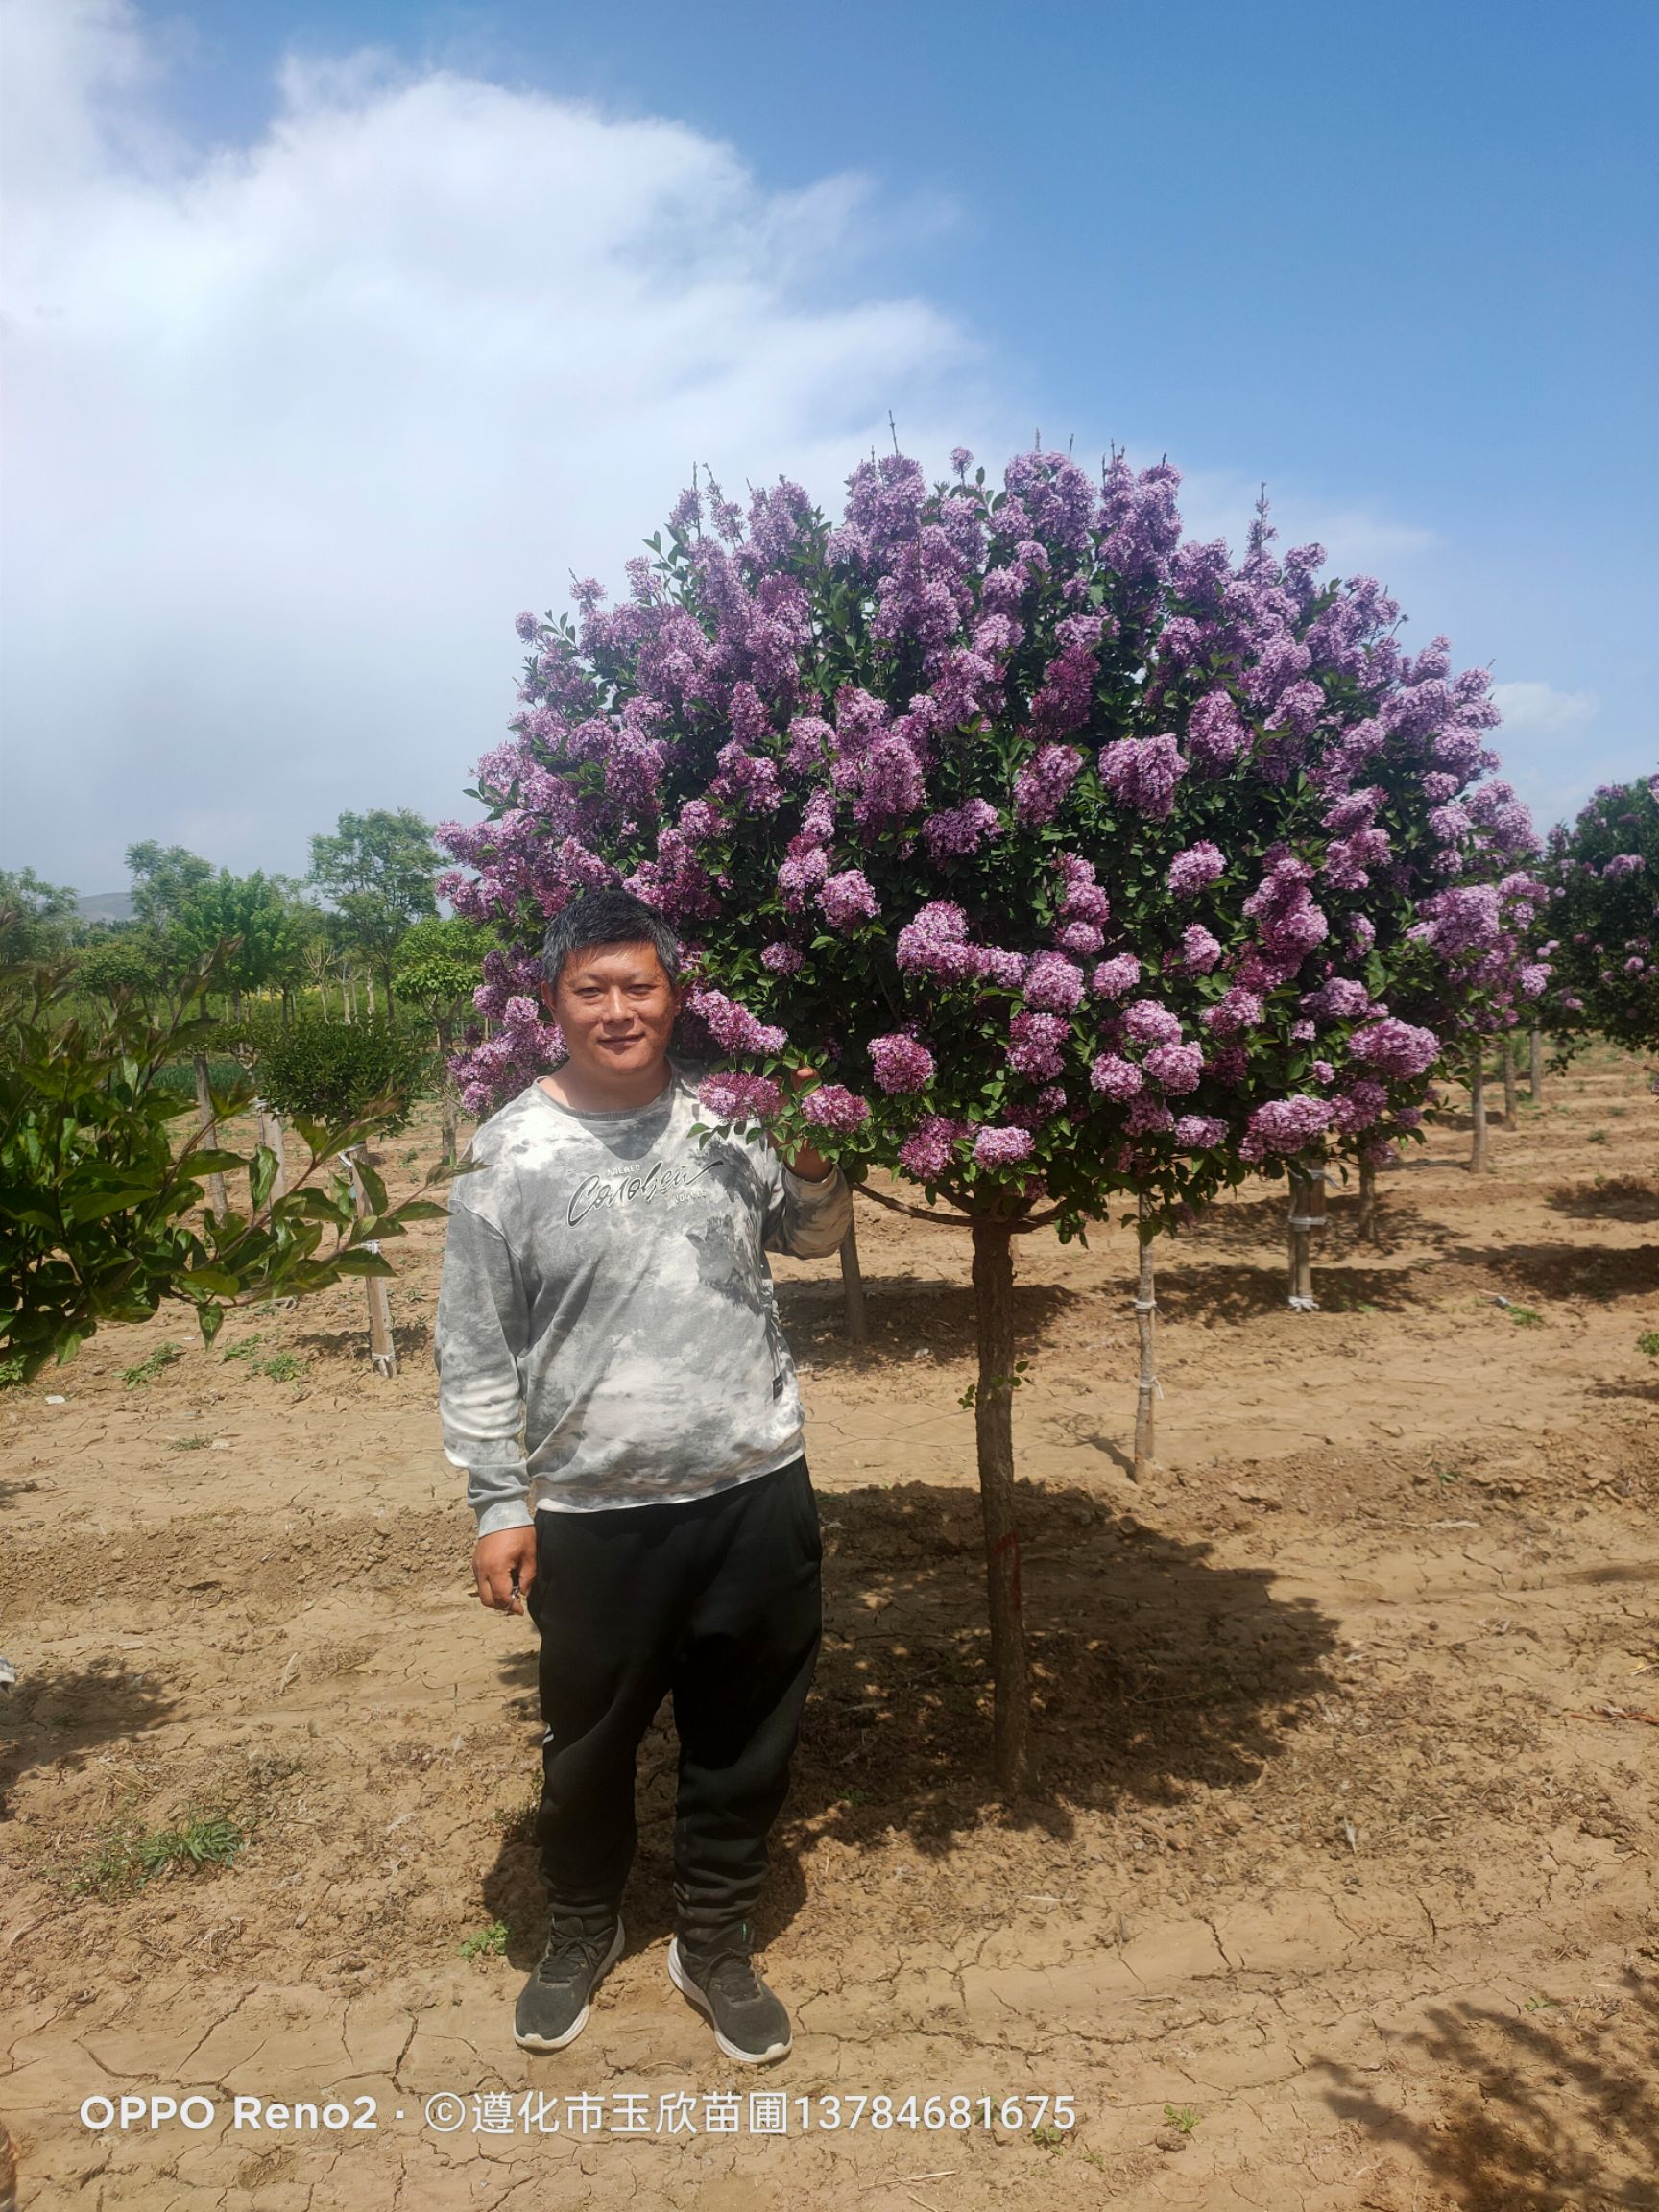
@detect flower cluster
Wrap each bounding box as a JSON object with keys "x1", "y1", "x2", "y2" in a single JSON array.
[
  {"x1": 443, "y1": 443, "x2": 1543, "y2": 1223},
  {"x1": 1531, "y1": 777, "x2": 1659, "y2": 1054}
]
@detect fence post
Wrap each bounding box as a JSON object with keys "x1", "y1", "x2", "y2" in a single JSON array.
[{"x1": 347, "y1": 1148, "x2": 397, "y2": 1378}]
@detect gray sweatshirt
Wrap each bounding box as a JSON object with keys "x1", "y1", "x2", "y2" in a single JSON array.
[{"x1": 435, "y1": 1064, "x2": 853, "y2": 1529}]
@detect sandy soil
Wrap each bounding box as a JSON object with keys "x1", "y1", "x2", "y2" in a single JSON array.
[{"x1": 2, "y1": 1049, "x2": 1655, "y2": 2211}]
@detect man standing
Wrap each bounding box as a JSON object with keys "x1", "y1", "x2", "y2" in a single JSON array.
[{"x1": 436, "y1": 888, "x2": 850, "y2": 2065}]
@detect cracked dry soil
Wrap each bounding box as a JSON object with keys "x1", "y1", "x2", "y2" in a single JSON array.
[{"x1": 1, "y1": 1048, "x2": 1655, "y2": 2211}]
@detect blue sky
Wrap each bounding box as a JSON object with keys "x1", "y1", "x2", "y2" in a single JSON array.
[{"x1": 2, "y1": 0, "x2": 1654, "y2": 889}]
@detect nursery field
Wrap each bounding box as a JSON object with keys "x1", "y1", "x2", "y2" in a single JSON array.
[{"x1": 1, "y1": 1048, "x2": 1655, "y2": 2212}]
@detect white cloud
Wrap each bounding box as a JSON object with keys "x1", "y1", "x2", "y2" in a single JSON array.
[
  {"x1": 1490, "y1": 680, "x2": 1599, "y2": 736},
  {"x1": 0, "y1": 0, "x2": 982, "y2": 888}
]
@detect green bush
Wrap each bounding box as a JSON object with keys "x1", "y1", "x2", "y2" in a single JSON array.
[{"x1": 246, "y1": 1017, "x2": 429, "y2": 1132}]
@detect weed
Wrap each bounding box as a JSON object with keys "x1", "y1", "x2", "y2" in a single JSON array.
[
  {"x1": 1525, "y1": 1994, "x2": 1562, "y2": 2012},
  {"x1": 1508, "y1": 1305, "x2": 1544, "y2": 1328},
  {"x1": 1587, "y1": 1129, "x2": 1608, "y2": 1145},
  {"x1": 836, "y1": 1788, "x2": 870, "y2": 1807},
  {"x1": 958, "y1": 1358, "x2": 1030, "y2": 1409},
  {"x1": 122, "y1": 1343, "x2": 182, "y2": 1388},
  {"x1": 1433, "y1": 1465, "x2": 1463, "y2": 1485},
  {"x1": 169, "y1": 1436, "x2": 209, "y2": 1453},
  {"x1": 460, "y1": 1921, "x2": 510, "y2": 1960},
  {"x1": 220, "y1": 1336, "x2": 265, "y2": 1363},
  {"x1": 0, "y1": 1355, "x2": 26, "y2": 1389},
  {"x1": 260, "y1": 1353, "x2": 303, "y2": 1382},
  {"x1": 1638, "y1": 1332, "x2": 1659, "y2": 1360},
  {"x1": 1032, "y1": 2122, "x2": 1067, "y2": 2151},
  {"x1": 73, "y1": 1811, "x2": 246, "y2": 1896},
  {"x1": 1163, "y1": 2104, "x2": 1199, "y2": 2134}
]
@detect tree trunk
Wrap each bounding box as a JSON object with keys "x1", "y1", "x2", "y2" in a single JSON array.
[
  {"x1": 1470, "y1": 1048, "x2": 1488, "y2": 1172},
  {"x1": 348, "y1": 1149, "x2": 397, "y2": 1378},
  {"x1": 434, "y1": 1018, "x2": 459, "y2": 1164},
  {"x1": 365, "y1": 974, "x2": 377, "y2": 1022},
  {"x1": 191, "y1": 1052, "x2": 229, "y2": 1218},
  {"x1": 1133, "y1": 1198, "x2": 1157, "y2": 1480},
  {"x1": 1286, "y1": 1164, "x2": 1324, "y2": 1310},
  {"x1": 281, "y1": 988, "x2": 292, "y2": 1026},
  {"x1": 971, "y1": 1219, "x2": 1031, "y2": 1794},
  {"x1": 254, "y1": 1098, "x2": 289, "y2": 1202},
  {"x1": 837, "y1": 1217, "x2": 870, "y2": 1345},
  {"x1": 382, "y1": 966, "x2": 396, "y2": 1019},
  {"x1": 1503, "y1": 1036, "x2": 1517, "y2": 1124},
  {"x1": 1529, "y1": 1024, "x2": 1544, "y2": 1105},
  {"x1": 1358, "y1": 1157, "x2": 1378, "y2": 1244}
]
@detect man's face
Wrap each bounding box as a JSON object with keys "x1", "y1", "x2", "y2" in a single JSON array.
[{"x1": 542, "y1": 940, "x2": 680, "y2": 1093}]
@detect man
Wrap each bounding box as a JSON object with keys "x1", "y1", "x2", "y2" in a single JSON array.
[{"x1": 436, "y1": 887, "x2": 850, "y2": 2065}]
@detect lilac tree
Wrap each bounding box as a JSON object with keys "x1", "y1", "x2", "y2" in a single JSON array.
[
  {"x1": 1535, "y1": 776, "x2": 1659, "y2": 1059},
  {"x1": 441, "y1": 446, "x2": 1532, "y2": 1788}
]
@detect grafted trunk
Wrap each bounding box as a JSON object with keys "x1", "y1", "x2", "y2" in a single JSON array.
[
  {"x1": 1286, "y1": 1164, "x2": 1325, "y2": 1309},
  {"x1": 1503, "y1": 1036, "x2": 1517, "y2": 1124},
  {"x1": 1470, "y1": 1048, "x2": 1488, "y2": 1173},
  {"x1": 1358, "y1": 1158, "x2": 1379, "y2": 1245},
  {"x1": 971, "y1": 1219, "x2": 1031, "y2": 1794},
  {"x1": 192, "y1": 1052, "x2": 229, "y2": 1218},
  {"x1": 1529, "y1": 1025, "x2": 1545, "y2": 1104},
  {"x1": 348, "y1": 1149, "x2": 397, "y2": 1378},
  {"x1": 253, "y1": 1098, "x2": 289, "y2": 1201},
  {"x1": 1133, "y1": 1195, "x2": 1157, "y2": 1479},
  {"x1": 837, "y1": 1216, "x2": 869, "y2": 1345}
]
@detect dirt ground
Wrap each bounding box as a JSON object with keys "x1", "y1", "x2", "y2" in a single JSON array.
[{"x1": 2, "y1": 1048, "x2": 1656, "y2": 2212}]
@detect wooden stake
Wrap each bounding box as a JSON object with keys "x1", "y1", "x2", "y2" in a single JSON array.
[
  {"x1": 1133, "y1": 1194, "x2": 1157, "y2": 1479},
  {"x1": 971, "y1": 1218, "x2": 1031, "y2": 1793},
  {"x1": 1529, "y1": 1024, "x2": 1545, "y2": 1104},
  {"x1": 1503, "y1": 1036, "x2": 1517, "y2": 1124},
  {"x1": 192, "y1": 1052, "x2": 229, "y2": 1218},
  {"x1": 1286, "y1": 1165, "x2": 1324, "y2": 1310},
  {"x1": 838, "y1": 1216, "x2": 870, "y2": 1345},
  {"x1": 1470, "y1": 1047, "x2": 1488, "y2": 1173},
  {"x1": 348, "y1": 1149, "x2": 397, "y2": 1378}
]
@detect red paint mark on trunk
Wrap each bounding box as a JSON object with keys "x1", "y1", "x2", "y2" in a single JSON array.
[{"x1": 991, "y1": 1528, "x2": 1023, "y2": 1611}]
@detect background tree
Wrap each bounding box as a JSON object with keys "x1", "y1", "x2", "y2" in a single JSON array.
[
  {"x1": 393, "y1": 914, "x2": 493, "y2": 1159},
  {"x1": 0, "y1": 869, "x2": 81, "y2": 959},
  {"x1": 125, "y1": 841, "x2": 215, "y2": 927},
  {"x1": 307, "y1": 809, "x2": 439, "y2": 1013},
  {"x1": 72, "y1": 926, "x2": 180, "y2": 1010},
  {"x1": 0, "y1": 922, "x2": 446, "y2": 1384},
  {"x1": 441, "y1": 444, "x2": 1531, "y2": 1790},
  {"x1": 165, "y1": 869, "x2": 310, "y2": 1017},
  {"x1": 1536, "y1": 775, "x2": 1659, "y2": 1056}
]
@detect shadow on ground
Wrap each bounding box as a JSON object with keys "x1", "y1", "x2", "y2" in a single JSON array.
[
  {"x1": 1549, "y1": 1177, "x2": 1659, "y2": 1224},
  {"x1": 0, "y1": 1659, "x2": 174, "y2": 1816},
  {"x1": 478, "y1": 1477, "x2": 1338, "y2": 1963},
  {"x1": 1319, "y1": 1968, "x2": 1659, "y2": 2210},
  {"x1": 775, "y1": 1277, "x2": 1082, "y2": 1368},
  {"x1": 1153, "y1": 1259, "x2": 1423, "y2": 1323},
  {"x1": 1446, "y1": 1240, "x2": 1659, "y2": 1302}
]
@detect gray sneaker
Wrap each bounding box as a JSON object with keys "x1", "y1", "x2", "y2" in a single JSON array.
[
  {"x1": 668, "y1": 1933, "x2": 792, "y2": 2064},
  {"x1": 514, "y1": 1913, "x2": 625, "y2": 2052}
]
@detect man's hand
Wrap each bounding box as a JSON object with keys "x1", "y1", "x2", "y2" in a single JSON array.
[
  {"x1": 769, "y1": 1066, "x2": 834, "y2": 1182},
  {"x1": 473, "y1": 1525, "x2": 538, "y2": 1614}
]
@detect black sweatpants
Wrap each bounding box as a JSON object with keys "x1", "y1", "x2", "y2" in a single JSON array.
[{"x1": 526, "y1": 1455, "x2": 821, "y2": 1949}]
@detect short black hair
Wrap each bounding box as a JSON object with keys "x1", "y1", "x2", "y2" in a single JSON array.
[{"x1": 541, "y1": 887, "x2": 682, "y2": 992}]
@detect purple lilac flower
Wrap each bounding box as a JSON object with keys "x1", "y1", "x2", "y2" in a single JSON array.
[
  {"x1": 899, "y1": 1114, "x2": 964, "y2": 1180},
  {"x1": 1122, "y1": 999, "x2": 1184, "y2": 1048},
  {"x1": 515, "y1": 611, "x2": 540, "y2": 642},
  {"x1": 1300, "y1": 975, "x2": 1370, "y2": 1022},
  {"x1": 1013, "y1": 744, "x2": 1083, "y2": 827},
  {"x1": 761, "y1": 941, "x2": 804, "y2": 974},
  {"x1": 1008, "y1": 1011, "x2": 1069, "y2": 1080},
  {"x1": 698, "y1": 1072, "x2": 783, "y2": 1122},
  {"x1": 819, "y1": 869, "x2": 881, "y2": 930},
  {"x1": 1036, "y1": 1084, "x2": 1068, "y2": 1118},
  {"x1": 1099, "y1": 733, "x2": 1187, "y2": 820},
  {"x1": 1186, "y1": 689, "x2": 1249, "y2": 772},
  {"x1": 869, "y1": 1033, "x2": 936, "y2": 1094},
  {"x1": 1091, "y1": 952, "x2": 1142, "y2": 998},
  {"x1": 1605, "y1": 854, "x2": 1646, "y2": 878},
  {"x1": 777, "y1": 845, "x2": 830, "y2": 910},
  {"x1": 1241, "y1": 1095, "x2": 1334, "y2": 1159},
  {"x1": 974, "y1": 1125, "x2": 1035, "y2": 1167},
  {"x1": 1201, "y1": 987, "x2": 1265, "y2": 1037},
  {"x1": 1056, "y1": 918, "x2": 1105, "y2": 955},
  {"x1": 1125, "y1": 1097, "x2": 1175, "y2": 1136},
  {"x1": 977, "y1": 948, "x2": 1029, "y2": 989},
  {"x1": 922, "y1": 799, "x2": 1000, "y2": 861},
  {"x1": 1180, "y1": 924, "x2": 1224, "y2": 974},
  {"x1": 1327, "y1": 1080, "x2": 1387, "y2": 1133},
  {"x1": 685, "y1": 986, "x2": 786, "y2": 1055},
  {"x1": 1054, "y1": 853, "x2": 1111, "y2": 924},
  {"x1": 1091, "y1": 1053, "x2": 1143, "y2": 1099},
  {"x1": 1166, "y1": 841, "x2": 1225, "y2": 896},
  {"x1": 1022, "y1": 953, "x2": 1086, "y2": 1013},
  {"x1": 1144, "y1": 1041, "x2": 1204, "y2": 1094},
  {"x1": 1518, "y1": 962, "x2": 1550, "y2": 998},
  {"x1": 1312, "y1": 1059, "x2": 1334, "y2": 1085},
  {"x1": 896, "y1": 901, "x2": 979, "y2": 980},
  {"x1": 1175, "y1": 1114, "x2": 1227, "y2": 1149},
  {"x1": 1348, "y1": 1018, "x2": 1440, "y2": 1078},
  {"x1": 801, "y1": 1083, "x2": 871, "y2": 1132}
]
